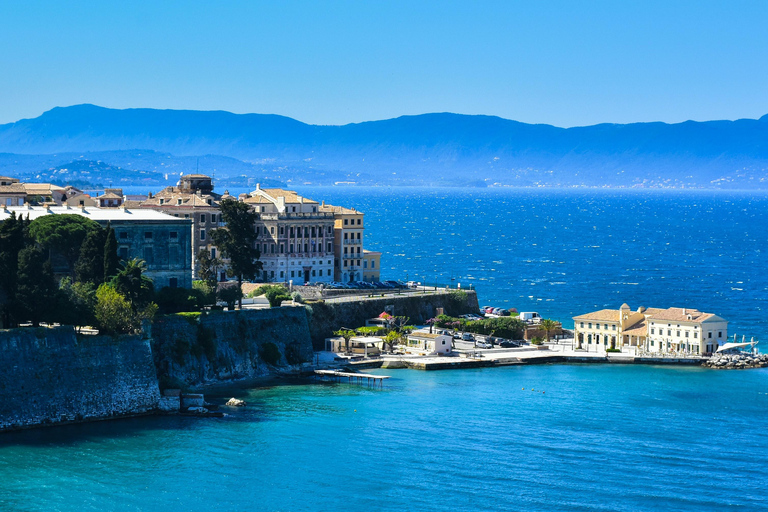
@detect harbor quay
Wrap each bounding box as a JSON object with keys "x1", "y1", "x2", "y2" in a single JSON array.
[{"x1": 327, "y1": 341, "x2": 712, "y2": 372}]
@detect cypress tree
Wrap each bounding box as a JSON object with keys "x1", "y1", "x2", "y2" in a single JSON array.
[
  {"x1": 17, "y1": 245, "x2": 57, "y2": 327},
  {"x1": 0, "y1": 213, "x2": 28, "y2": 327},
  {"x1": 104, "y1": 222, "x2": 120, "y2": 282},
  {"x1": 75, "y1": 227, "x2": 106, "y2": 285}
]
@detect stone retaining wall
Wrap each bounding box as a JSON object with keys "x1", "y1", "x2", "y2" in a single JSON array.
[
  {"x1": 151, "y1": 306, "x2": 314, "y2": 387},
  {"x1": 0, "y1": 326, "x2": 161, "y2": 431},
  {"x1": 306, "y1": 290, "x2": 480, "y2": 349}
]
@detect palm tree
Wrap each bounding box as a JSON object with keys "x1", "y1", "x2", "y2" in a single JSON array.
[
  {"x1": 334, "y1": 328, "x2": 356, "y2": 354},
  {"x1": 540, "y1": 319, "x2": 558, "y2": 343}
]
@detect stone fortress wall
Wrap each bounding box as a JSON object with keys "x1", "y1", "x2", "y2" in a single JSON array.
[
  {"x1": 0, "y1": 293, "x2": 477, "y2": 431},
  {"x1": 0, "y1": 327, "x2": 161, "y2": 431},
  {"x1": 151, "y1": 306, "x2": 314, "y2": 387}
]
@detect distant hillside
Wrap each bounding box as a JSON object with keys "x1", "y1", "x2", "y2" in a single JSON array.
[
  {"x1": 1, "y1": 104, "x2": 768, "y2": 188},
  {"x1": 21, "y1": 159, "x2": 166, "y2": 188}
]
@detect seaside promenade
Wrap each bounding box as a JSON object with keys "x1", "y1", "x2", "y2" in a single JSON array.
[{"x1": 326, "y1": 341, "x2": 708, "y2": 372}]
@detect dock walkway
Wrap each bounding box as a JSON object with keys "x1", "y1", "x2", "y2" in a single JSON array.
[{"x1": 314, "y1": 370, "x2": 390, "y2": 387}]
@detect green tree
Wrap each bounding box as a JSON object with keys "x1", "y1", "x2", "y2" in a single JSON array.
[
  {"x1": 218, "y1": 285, "x2": 243, "y2": 311},
  {"x1": 55, "y1": 278, "x2": 97, "y2": 330},
  {"x1": 94, "y1": 283, "x2": 135, "y2": 334},
  {"x1": 263, "y1": 285, "x2": 290, "y2": 307},
  {"x1": 334, "y1": 328, "x2": 356, "y2": 354},
  {"x1": 384, "y1": 331, "x2": 401, "y2": 352},
  {"x1": 16, "y1": 245, "x2": 57, "y2": 327},
  {"x1": 103, "y1": 223, "x2": 120, "y2": 281},
  {"x1": 28, "y1": 214, "x2": 100, "y2": 277},
  {"x1": 0, "y1": 212, "x2": 28, "y2": 327},
  {"x1": 196, "y1": 249, "x2": 222, "y2": 303},
  {"x1": 210, "y1": 199, "x2": 261, "y2": 309},
  {"x1": 75, "y1": 227, "x2": 106, "y2": 285},
  {"x1": 111, "y1": 258, "x2": 154, "y2": 310},
  {"x1": 540, "y1": 319, "x2": 558, "y2": 343}
]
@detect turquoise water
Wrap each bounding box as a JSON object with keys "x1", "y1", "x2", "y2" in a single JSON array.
[
  {"x1": 1, "y1": 365, "x2": 767, "y2": 511},
  {"x1": 2, "y1": 188, "x2": 768, "y2": 510}
]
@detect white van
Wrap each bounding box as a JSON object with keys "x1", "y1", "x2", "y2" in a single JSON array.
[{"x1": 519, "y1": 312, "x2": 542, "y2": 323}]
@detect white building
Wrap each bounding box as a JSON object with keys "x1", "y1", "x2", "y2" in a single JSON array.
[
  {"x1": 241, "y1": 185, "x2": 336, "y2": 284},
  {"x1": 646, "y1": 308, "x2": 727, "y2": 355},
  {"x1": 405, "y1": 333, "x2": 454, "y2": 355},
  {"x1": 574, "y1": 303, "x2": 728, "y2": 355}
]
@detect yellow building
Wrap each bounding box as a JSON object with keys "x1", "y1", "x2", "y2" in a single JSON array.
[
  {"x1": 319, "y1": 202, "x2": 366, "y2": 283},
  {"x1": 573, "y1": 303, "x2": 728, "y2": 355},
  {"x1": 363, "y1": 250, "x2": 381, "y2": 282}
]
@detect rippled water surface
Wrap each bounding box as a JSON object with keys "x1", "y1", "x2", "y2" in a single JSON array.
[
  {"x1": 2, "y1": 188, "x2": 768, "y2": 511},
  {"x1": 302, "y1": 187, "x2": 768, "y2": 335},
  {"x1": 1, "y1": 366, "x2": 767, "y2": 511}
]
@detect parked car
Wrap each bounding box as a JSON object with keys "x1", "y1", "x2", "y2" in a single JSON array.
[
  {"x1": 475, "y1": 341, "x2": 492, "y2": 349},
  {"x1": 499, "y1": 340, "x2": 516, "y2": 348},
  {"x1": 462, "y1": 333, "x2": 474, "y2": 341},
  {"x1": 453, "y1": 332, "x2": 463, "y2": 339}
]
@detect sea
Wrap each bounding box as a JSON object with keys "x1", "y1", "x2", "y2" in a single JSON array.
[{"x1": 2, "y1": 187, "x2": 767, "y2": 511}]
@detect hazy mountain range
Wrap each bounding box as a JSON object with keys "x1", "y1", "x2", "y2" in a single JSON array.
[{"x1": 1, "y1": 104, "x2": 767, "y2": 188}]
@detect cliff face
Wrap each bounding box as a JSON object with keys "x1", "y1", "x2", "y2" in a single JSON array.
[
  {"x1": 0, "y1": 326, "x2": 160, "y2": 431},
  {"x1": 307, "y1": 290, "x2": 480, "y2": 349},
  {"x1": 150, "y1": 307, "x2": 314, "y2": 387}
]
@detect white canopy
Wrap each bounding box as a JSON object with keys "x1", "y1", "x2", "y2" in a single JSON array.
[{"x1": 716, "y1": 341, "x2": 758, "y2": 353}]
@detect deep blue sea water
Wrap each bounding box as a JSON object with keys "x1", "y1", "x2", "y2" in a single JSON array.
[
  {"x1": 2, "y1": 188, "x2": 768, "y2": 511},
  {"x1": 298, "y1": 187, "x2": 768, "y2": 336}
]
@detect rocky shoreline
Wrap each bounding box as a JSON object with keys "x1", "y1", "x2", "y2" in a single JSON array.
[{"x1": 703, "y1": 353, "x2": 768, "y2": 369}]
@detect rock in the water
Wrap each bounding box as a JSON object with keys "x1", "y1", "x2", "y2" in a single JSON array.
[{"x1": 226, "y1": 398, "x2": 246, "y2": 407}]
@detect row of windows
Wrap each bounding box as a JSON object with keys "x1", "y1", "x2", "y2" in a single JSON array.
[
  {"x1": 343, "y1": 218, "x2": 362, "y2": 226},
  {"x1": 344, "y1": 259, "x2": 361, "y2": 267},
  {"x1": 343, "y1": 232, "x2": 362, "y2": 240},
  {"x1": 579, "y1": 322, "x2": 617, "y2": 331},
  {"x1": 344, "y1": 246, "x2": 362, "y2": 254},
  {"x1": 256, "y1": 225, "x2": 332, "y2": 237},
  {"x1": 258, "y1": 205, "x2": 319, "y2": 213},
  {"x1": 650, "y1": 328, "x2": 722, "y2": 339},
  {"x1": 259, "y1": 242, "x2": 334, "y2": 254},
  {"x1": 256, "y1": 269, "x2": 331, "y2": 279},
  {"x1": 363, "y1": 260, "x2": 376, "y2": 269},
  {"x1": 118, "y1": 245, "x2": 182, "y2": 265},
  {"x1": 649, "y1": 328, "x2": 699, "y2": 339},
  {"x1": 120, "y1": 231, "x2": 179, "y2": 241}
]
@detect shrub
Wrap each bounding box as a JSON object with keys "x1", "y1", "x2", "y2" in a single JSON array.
[
  {"x1": 531, "y1": 337, "x2": 544, "y2": 345},
  {"x1": 94, "y1": 283, "x2": 135, "y2": 334},
  {"x1": 264, "y1": 285, "x2": 290, "y2": 307},
  {"x1": 260, "y1": 342, "x2": 281, "y2": 366},
  {"x1": 285, "y1": 344, "x2": 306, "y2": 365},
  {"x1": 290, "y1": 291, "x2": 304, "y2": 303},
  {"x1": 153, "y1": 285, "x2": 206, "y2": 313},
  {"x1": 606, "y1": 348, "x2": 622, "y2": 353},
  {"x1": 218, "y1": 285, "x2": 243, "y2": 310},
  {"x1": 175, "y1": 311, "x2": 202, "y2": 324},
  {"x1": 197, "y1": 325, "x2": 217, "y2": 361}
]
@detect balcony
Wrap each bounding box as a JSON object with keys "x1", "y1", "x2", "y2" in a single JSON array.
[{"x1": 344, "y1": 239, "x2": 362, "y2": 245}]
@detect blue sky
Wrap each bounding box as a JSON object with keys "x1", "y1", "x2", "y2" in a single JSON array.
[{"x1": 1, "y1": 0, "x2": 767, "y2": 126}]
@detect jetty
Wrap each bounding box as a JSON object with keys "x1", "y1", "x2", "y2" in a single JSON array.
[{"x1": 314, "y1": 369, "x2": 390, "y2": 387}]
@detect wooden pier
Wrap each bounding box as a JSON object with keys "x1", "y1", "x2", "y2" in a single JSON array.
[{"x1": 314, "y1": 370, "x2": 390, "y2": 388}]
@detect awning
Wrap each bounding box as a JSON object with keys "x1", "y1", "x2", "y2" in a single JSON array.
[{"x1": 716, "y1": 341, "x2": 758, "y2": 353}]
